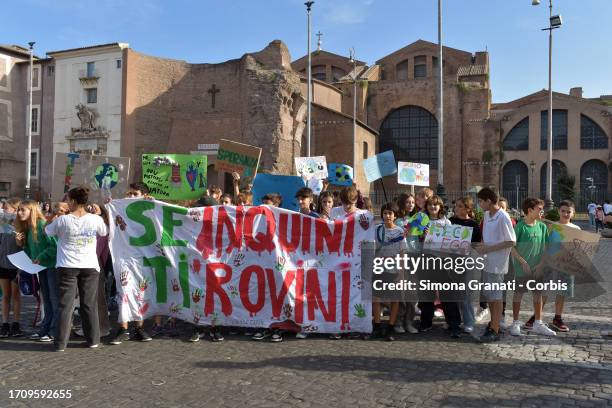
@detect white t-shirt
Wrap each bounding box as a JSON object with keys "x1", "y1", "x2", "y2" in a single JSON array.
[
  {"x1": 587, "y1": 203, "x2": 597, "y2": 215},
  {"x1": 604, "y1": 203, "x2": 612, "y2": 215},
  {"x1": 45, "y1": 213, "x2": 108, "y2": 271},
  {"x1": 482, "y1": 209, "x2": 516, "y2": 275}
]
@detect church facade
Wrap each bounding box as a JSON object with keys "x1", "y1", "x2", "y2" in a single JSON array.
[{"x1": 1, "y1": 39, "x2": 610, "y2": 207}]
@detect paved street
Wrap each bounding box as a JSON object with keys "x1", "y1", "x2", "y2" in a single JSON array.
[{"x1": 1, "y1": 224, "x2": 611, "y2": 408}]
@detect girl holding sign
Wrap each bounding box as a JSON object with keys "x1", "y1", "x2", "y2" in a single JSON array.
[
  {"x1": 450, "y1": 197, "x2": 482, "y2": 334},
  {"x1": 15, "y1": 200, "x2": 58, "y2": 341}
]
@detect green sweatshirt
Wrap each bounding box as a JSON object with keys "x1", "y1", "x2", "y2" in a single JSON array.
[{"x1": 24, "y1": 220, "x2": 57, "y2": 268}]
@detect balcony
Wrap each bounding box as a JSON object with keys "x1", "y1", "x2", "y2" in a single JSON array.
[{"x1": 78, "y1": 69, "x2": 100, "y2": 88}]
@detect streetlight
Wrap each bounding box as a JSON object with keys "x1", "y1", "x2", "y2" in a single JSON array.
[
  {"x1": 25, "y1": 41, "x2": 35, "y2": 199},
  {"x1": 529, "y1": 160, "x2": 536, "y2": 196},
  {"x1": 586, "y1": 176, "x2": 596, "y2": 202},
  {"x1": 305, "y1": 1, "x2": 314, "y2": 157},
  {"x1": 533, "y1": 0, "x2": 562, "y2": 209},
  {"x1": 436, "y1": 0, "x2": 445, "y2": 199},
  {"x1": 349, "y1": 47, "x2": 357, "y2": 172}
]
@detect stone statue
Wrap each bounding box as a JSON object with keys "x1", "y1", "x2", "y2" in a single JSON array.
[{"x1": 76, "y1": 103, "x2": 96, "y2": 130}]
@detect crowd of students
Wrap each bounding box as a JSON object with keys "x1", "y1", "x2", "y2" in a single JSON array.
[{"x1": 0, "y1": 171, "x2": 603, "y2": 351}]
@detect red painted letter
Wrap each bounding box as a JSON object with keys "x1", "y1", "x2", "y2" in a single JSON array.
[{"x1": 204, "y1": 262, "x2": 232, "y2": 317}]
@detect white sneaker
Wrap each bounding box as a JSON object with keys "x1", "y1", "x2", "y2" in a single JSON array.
[
  {"x1": 475, "y1": 308, "x2": 489, "y2": 322},
  {"x1": 434, "y1": 309, "x2": 444, "y2": 318},
  {"x1": 406, "y1": 322, "x2": 419, "y2": 334},
  {"x1": 533, "y1": 321, "x2": 556, "y2": 336},
  {"x1": 295, "y1": 332, "x2": 308, "y2": 339},
  {"x1": 462, "y1": 325, "x2": 474, "y2": 334},
  {"x1": 393, "y1": 324, "x2": 406, "y2": 334},
  {"x1": 509, "y1": 321, "x2": 521, "y2": 336}
]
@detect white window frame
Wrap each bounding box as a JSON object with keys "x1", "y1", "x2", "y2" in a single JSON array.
[
  {"x1": 29, "y1": 104, "x2": 40, "y2": 135},
  {"x1": 30, "y1": 148, "x2": 39, "y2": 179},
  {"x1": 29, "y1": 64, "x2": 42, "y2": 91},
  {"x1": 0, "y1": 99, "x2": 13, "y2": 142},
  {"x1": 0, "y1": 55, "x2": 12, "y2": 92}
]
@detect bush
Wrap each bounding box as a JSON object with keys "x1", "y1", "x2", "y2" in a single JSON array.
[
  {"x1": 473, "y1": 206, "x2": 484, "y2": 224},
  {"x1": 544, "y1": 208, "x2": 560, "y2": 222}
]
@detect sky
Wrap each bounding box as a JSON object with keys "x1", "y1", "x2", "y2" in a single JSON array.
[{"x1": 4, "y1": 0, "x2": 611, "y2": 102}]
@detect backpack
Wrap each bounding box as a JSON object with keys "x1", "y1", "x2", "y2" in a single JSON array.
[{"x1": 19, "y1": 271, "x2": 40, "y2": 299}]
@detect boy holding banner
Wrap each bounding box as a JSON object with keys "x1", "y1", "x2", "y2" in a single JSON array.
[{"x1": 509, "y1": 198, "x2": 556, "y2": 337}]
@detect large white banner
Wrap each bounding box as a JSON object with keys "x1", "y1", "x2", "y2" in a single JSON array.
[{"x1": 107, "y1": 199, "x2": 375, "y2": 333}]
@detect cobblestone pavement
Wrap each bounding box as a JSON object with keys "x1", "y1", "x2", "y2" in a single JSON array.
[{"x1": 1, "y1": 223, "x2": 610, "y2": 408}]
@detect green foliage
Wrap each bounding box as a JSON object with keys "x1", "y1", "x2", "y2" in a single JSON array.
[
  {"x1": 545, "y1": 208, "x2": 560, "y2": 222},
  {"x1": 456, "y1": 82, "x2": 470, "y2": 93},
  {"x1": 557, "y1": 169, "x2": 576, "y2": 201},
  {"x1": 473, "y1": 206, "x2": 484, "y2": 224}
]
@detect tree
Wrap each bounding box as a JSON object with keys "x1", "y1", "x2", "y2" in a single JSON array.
[{"x1": 557, "y1": 168, "x2": 576, "y2": 202}]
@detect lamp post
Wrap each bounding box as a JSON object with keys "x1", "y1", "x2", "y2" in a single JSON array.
[
  {"x1": 349, "y1": 47, "x2": 357, "y2": 171},
  {"x1": 533, "y1": 0, "x2": 562, "y2": 209},
  {"x1": 305, "y1": 1, "x2": 314, "y2": 157},
  {"x1": 436, "y1": 0, "x2": 445, "y2": 199},
  {"x1": 529, "y1": 160, "x2": 536, "y2": 196},
  {"x1": 25, "y1": 41, "x2": 35, "y2": 199},
  {"x1": 586, "y1": 176, "x2": 596, "y2": 202}
]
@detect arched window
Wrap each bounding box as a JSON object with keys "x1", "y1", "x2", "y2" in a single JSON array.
[
  {"x1": 503, "y1": 117, "x2": 529, "y2": 151},
  {"x1": 540, "y1": 109, "x2": 568, "y2": 150},
  {"x1": 502, "y1": 160, "x2": 529, "y2": 210},
  {"x1": 414, "y1": 55, "x2": 427, "y2": 78},
  {"x1": 540, "y1": 160, "x2": 568, "y2": 204},
  {"x1": 581, "y1": 115, "x2": 608, "y2": 149},
  {"x1": 331, "y1": 66, "x2": 347, "y2": 82},
  {"x1": 312, "y1": 65, "x2": 326, "y2": 81},
  {"x1": 379, "y1": 106, "x2": 438, "y2": 169},
  {"x1": 580, "y1": 159, "x2": 608, "y2": 206},
  {"x1": 396, "y1": 60, "x2": 408, "y2": 81}
]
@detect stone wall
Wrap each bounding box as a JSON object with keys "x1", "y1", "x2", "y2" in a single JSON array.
[{"x1": 123, "y1": 41, "x2": 306, "y2": 185}]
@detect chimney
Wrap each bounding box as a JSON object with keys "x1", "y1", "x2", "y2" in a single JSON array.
[{"x1": 569, "y1": 87, "x2": 583, "y2": 98}]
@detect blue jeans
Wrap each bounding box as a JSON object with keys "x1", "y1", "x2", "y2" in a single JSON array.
[
  {"x1": 462, "y1": 297, "x2": 476, "y2": 329},
  {"x1": 38, "y1": 268, "x2": 59, "y2": 338},
  {"x1": 588, "y1": 213, "x2": 595, "y2": 226}
]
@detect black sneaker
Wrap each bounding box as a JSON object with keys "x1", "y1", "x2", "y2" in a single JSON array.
[
  {"x1": 10, "y1": 322, "x2": 23, "y2": 337},
  {"x1": 252, "y1": 330, "x2": 269, "y2": 341},
  {"x1": 210, "y1": 328, "x2": 224, "y2": 342},
  {"x1": 450, "y1": 329, "x2": 461, "y2": 339},
  {"x1": 133, "y1": 326, "x2": 152, "y2": 342},
  {"x1": 0, "y1": 323, "x2": 9, "y2": 338},
  {"x1": 188, "y1": 328, "x2": 201, "y2": 343},
  {"x1": 478, "y1": 325, "x2": 500, "y2": 343},
  {"x1": 384, "y1": 325, "x2": 395, "y2": 342},
  {"x1": 108, "y1": 328, "x2": 130, "y2": 345},
  {"x1": 419, "y1": 324, "x2": 433, "y2": 333},
  {"x1": 270, "y1": 329, "x2": 283, "y2": 342}
]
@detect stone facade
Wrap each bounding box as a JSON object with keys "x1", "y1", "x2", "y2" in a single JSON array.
[
  {"x1": 123, "y1": 41, "x2": 308, "y2": 192},
  {"x1": 0, "y1": 45, "x2": 54, "y2": 200}
]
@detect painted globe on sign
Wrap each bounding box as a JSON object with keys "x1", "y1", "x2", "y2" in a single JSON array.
[
  {"x1": 400, "y1": 167, "x2": 417, "y2": 183},
  {"x1": 335, "y1": 166, "x2": 351, "y2": 181},
  {"x1": 94, "y1": 163, "x2": 119, "y2": 189}
]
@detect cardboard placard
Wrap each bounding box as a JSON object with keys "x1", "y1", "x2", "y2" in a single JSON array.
[
  {"x1": 215, "y1": 139, "x2": 262, "y2": 184},
  {"x1": 363, "y1": 150, "x2": 396, "y2": 183},
  {"x1": 295, "y1": 156, "x2": 328, "y2": 180},
  {"x1": 327, "y1": 163, "x2": 354, "y2": 186},
  {"x1": 142, "y1": 154, "x2": 207, "y2": 200},
  {"x1": 398, "y1": 162, "x2": 430, "y2": 186},
  {"x1": 52, "y1": 153, "x2": 130, "y2": 202}
]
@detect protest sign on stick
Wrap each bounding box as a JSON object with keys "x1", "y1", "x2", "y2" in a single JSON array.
[
  {"x1": 52, "y1": 153, "x2": 130, "y2": 202},
  {"x1": 215, "y1": 139, "x2": 261, "y2": 185},
  {"x1": 363, "y1": 150, "x2": 396, "y2": 183},
  {"x1": 398, "y1": 162, "x2": 429, "y2": 187},
  {"x1": 142, "y1": 154, "x2": 207, "y2": 200},
  {"x1": 252, "y1": 174, "x2": 306, "y2": 212},
  {"x1": 295, "y1": 156, "x2": 328, "y2": 180},
  {"x1": 423, "y1": 224, "x2": 473, "y2": 254},
  {"x1": 327, "y1": 163, "x2": 353, "y2": 186}
]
